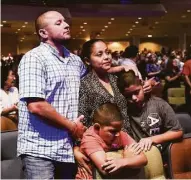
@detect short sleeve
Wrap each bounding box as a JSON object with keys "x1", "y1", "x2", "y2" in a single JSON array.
[
  {"x1": 160, "y1": 101, "x2": 183, "y2": 132},
  {"x1": 182, "y1": 62, "x2": 190, "y2": 76},
  {"x1": 18, "y1": 53, "x2": 46, "y2": 100},
  {"x1": 80, "y1": 133, "x2": 104, "y2": 156}
]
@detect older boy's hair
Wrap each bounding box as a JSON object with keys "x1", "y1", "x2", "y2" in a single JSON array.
[
  {"x1": 93, "y1": 103, "x2": 123, "y2": 126},
  {"x1": 117, "y1": 70, "x2": 142, "y2": 94}
]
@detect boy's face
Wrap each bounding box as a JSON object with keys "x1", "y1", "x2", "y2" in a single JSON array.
[
  {"x1": 123, "y1": 84, "x2": 145, "y2": 108},
  {"x1": 98, "y1": 121, "x2": 122, "y2": 146}
]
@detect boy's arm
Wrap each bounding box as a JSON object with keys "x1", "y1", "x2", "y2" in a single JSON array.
[
  {"x1": 101, "y1": 152, "x2": 147, "y2": 174},
  {"x1": 90, "y1": 151, "x2": 108, "y2": 175},
  {"x1": 139, "y1": 130, "x2": 183, "y2": 151}
]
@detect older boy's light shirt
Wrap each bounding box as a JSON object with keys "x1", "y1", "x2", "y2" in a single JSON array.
[{"x1": 17, "y1": 42, "x2": 86, "y2": 162}]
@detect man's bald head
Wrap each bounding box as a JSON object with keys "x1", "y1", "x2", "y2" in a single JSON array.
[{"x1": 35, "y1": 11, "x2": 63, "y2": 37}]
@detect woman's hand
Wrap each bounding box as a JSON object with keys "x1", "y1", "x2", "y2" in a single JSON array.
[
  {"x1": 74, "y1": 146, "x2": 91, "y2": 174},
  {"x1": 143, "y1": 77, "x2": 159, "y2": 94}
]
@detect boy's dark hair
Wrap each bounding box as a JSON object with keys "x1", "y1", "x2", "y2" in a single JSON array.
[
  {"x1": 93, "y1": 103, "x2": 123, "y2": 126},
  {"x1": 117, "y1": 70, "x2": 142, "y2": 94},
  {"x1": 123, "y1": 45, "x2": 138, "y2": 58}
]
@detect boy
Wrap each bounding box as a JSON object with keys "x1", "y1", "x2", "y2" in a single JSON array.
[
  {"x1": 117, "y1": 70, "x2": 183, "y2": 152},
  {"x1": 76, "y1": 103, "x2": 147, "y2": 179}
]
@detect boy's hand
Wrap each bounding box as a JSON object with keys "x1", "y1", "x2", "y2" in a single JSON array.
[
  {"x1": 74, "y1": 146, "x2": 91, "y2": 174},
  {"x1": 101, "y1": 157, "x2": 124, "y2": 174},
  {"x1": 139, "y1": 137, "x2": 153, "y2": 151},
  {"x1": 71, "y1": 115, "x2": 86, "y2": 139},
  {"x1": 124, "y1": 143, "x2": 142, "y2": 156}
]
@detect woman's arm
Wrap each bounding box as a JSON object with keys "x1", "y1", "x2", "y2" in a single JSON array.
[
  {"x1": 165, "y1": 73, "x2": 181, "y2": 82},
  {"x1": 1, "y1": 104, "x2": 18, "y2": 115}
]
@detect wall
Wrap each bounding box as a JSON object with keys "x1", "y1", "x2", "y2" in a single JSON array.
[
  {"x1": 1, "y1": 33, "x2": 18, "y2": 56},
  {"x1": 107, "y1": 41, "x2": 130, "y2": 52},
  {"x1": 139, "y1": 37, "x2": 179, "y2": 52}
]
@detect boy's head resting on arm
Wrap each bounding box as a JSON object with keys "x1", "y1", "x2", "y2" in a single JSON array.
[
  {"x1": 92, "y1": 103, "x2": 123, "y2": 146},
  {"x1": 117, "y1": 70, "x2": 145, "y2": 109}
]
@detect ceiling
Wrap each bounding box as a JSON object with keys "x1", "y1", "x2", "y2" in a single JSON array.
[{"x1": 1, "y1": 0, "x2": 191, "y2": 42}]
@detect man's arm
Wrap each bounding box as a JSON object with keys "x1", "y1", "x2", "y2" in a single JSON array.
[
  {"x1": 27, "y1": 98, "x2": 85, "y2": 139},
  {"x1": 185, "y1": 75, "x2": 191, "y2": 88}
]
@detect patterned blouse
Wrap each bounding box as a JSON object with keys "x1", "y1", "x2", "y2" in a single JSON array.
[{"x1": 79, "y1": 71, "x2": 132, "y2": 135}]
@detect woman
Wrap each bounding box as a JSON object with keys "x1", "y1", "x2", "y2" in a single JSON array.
[
  {"x1": 163, "y1": 57, "x2": 182, "y2": 101},
  {"x1": 1, "y1": 66, "x2": 19, "y2": 127},
  {"x1": 79, "y1": 39, "x2": 131, "y2": 134}
]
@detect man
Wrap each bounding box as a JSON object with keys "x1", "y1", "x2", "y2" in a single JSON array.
[
  {"x1": 117, "y1": 70, "x2": 183, "y2": 152},
  {"x1": 119, "y1": 45, "x2": 142, "y2": 80},
  {"x1": 17, "y1": 11, "x2": 87, "y2": 179},
  {"x1": 182, "y1": 49, "x2": 191, "y2": 114}
]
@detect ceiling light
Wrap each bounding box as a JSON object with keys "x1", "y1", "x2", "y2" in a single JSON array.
[
  {"x1": 111, "y1": 18, "x2": 115, "y2": 20},
  {"x1": 15, "y1": 32, "x2": 18, "y2": 33},
  {"x1": 83, "y1": 22, "x2": 87, "y2": 25},
  {"x1": 22, "y1": 25, "x2": 26, "y2": 28},
  {"x1": 104, "y1": 26, "x2": 108, "y2": 28},
  {"x1": 2, "y1": 21, "x2": 7, "y2": 23},
  {"x1": 18, "y1": 29, "x2": 21, "y2": 31},
  {"x1": 34, "y1": 32, "x2": 36, "y2": 34},
  {"x1": 138, "y1": 17, "x2": 142, "y2": 20},
  {"x1": 130, "y1": 28, "x2": 133, "y2": 30},
  {"x1": 132, "y1": 25, "x2": 136, "y2": 27},
  {"x1": 182, "y1": 15, "x2": 186, "y2": 18},
  {"x1": 0, "y1": 24, "x2": 3, "y2": 27},
  {"x1": 128, "y1": 31, "x2": 130, "y2": 33},
  {"x1": 80, "y1": 26, "x2": 83, "y2": 28},
  {"x1": 187, "y1": 10, "x2": 191, "y2": 13},
  {"x1": 135, "y1": 21, "x2": 139, "y2": 24},
  {"x1": 148, "y1": 35, "x2": 152, "y2": 37},
  {"x1": 108, "y1": 22, "x2": 111, "y2": 24},
  {"x1": 125, "y1": 34, "x2": 129, "y2": 36},
  {"x1": 155, "y1": 21, "x2": 159, "y2": 24},
  {"x1": 82, "y1": 29, "x2": 85, "y2": 31},
  {"x1": 79, "y1": 32, "x2": 82, "y2": 34},
  {"x1": 20, "y1": 40, "x2": 23, "y2": 42},
  {"x1": 102, "y1": 29, "x2": 105, "y2": 31},
  {"x1": 25, "y1": 22, "x2": 28, "y2": 24}
]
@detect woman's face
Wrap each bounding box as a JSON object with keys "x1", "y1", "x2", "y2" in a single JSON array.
[
  {"x1": 4, "y1": 70, "x2": 16, "y2": 89},
  {"x1": 89, "y1": 41, "x2": 112, "y2": 73},
  {"x1": 172, "y1": 59, "x2": 178, "y2": 67}
]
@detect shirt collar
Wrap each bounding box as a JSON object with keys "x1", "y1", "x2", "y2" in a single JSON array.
[{"x1": 41, "y1": 42, "x2": 71, "y2": 58}]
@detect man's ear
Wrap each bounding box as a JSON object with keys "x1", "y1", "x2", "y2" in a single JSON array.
[{"x1": 39, "y1": 29, "x2": 48, "y2": 39}]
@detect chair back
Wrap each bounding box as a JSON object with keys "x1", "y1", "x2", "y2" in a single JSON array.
[
  {"x1": 176, "y1": 113, "x2": 191, "y2": 134},
  {"x1": 167, "y1": 133, "x2": 191, "y2": 179},
  {"x1": 93, "y1": 146, "x2": 165, "y2": 179},
  {"x1": 168, "y1": 88, "x2": 185, "y2": 105},
  {"x1": 1, "y1": 130, "x2": 24, "y2": 179}
]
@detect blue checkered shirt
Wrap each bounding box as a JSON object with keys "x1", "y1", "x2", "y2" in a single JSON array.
[{"x1": 17, "y1": 42, "x2": 87, "y2": 162}]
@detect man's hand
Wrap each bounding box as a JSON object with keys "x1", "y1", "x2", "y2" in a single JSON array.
[
  {"x1": 71, "y1": 115, "x2": 86, "y2": 139},
  {"x1": 139, "y1": 137, "x2": 153, "y2": 151},
  {"x1": 74, "y1": 146, "x2": 91, "y2": 174}
]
